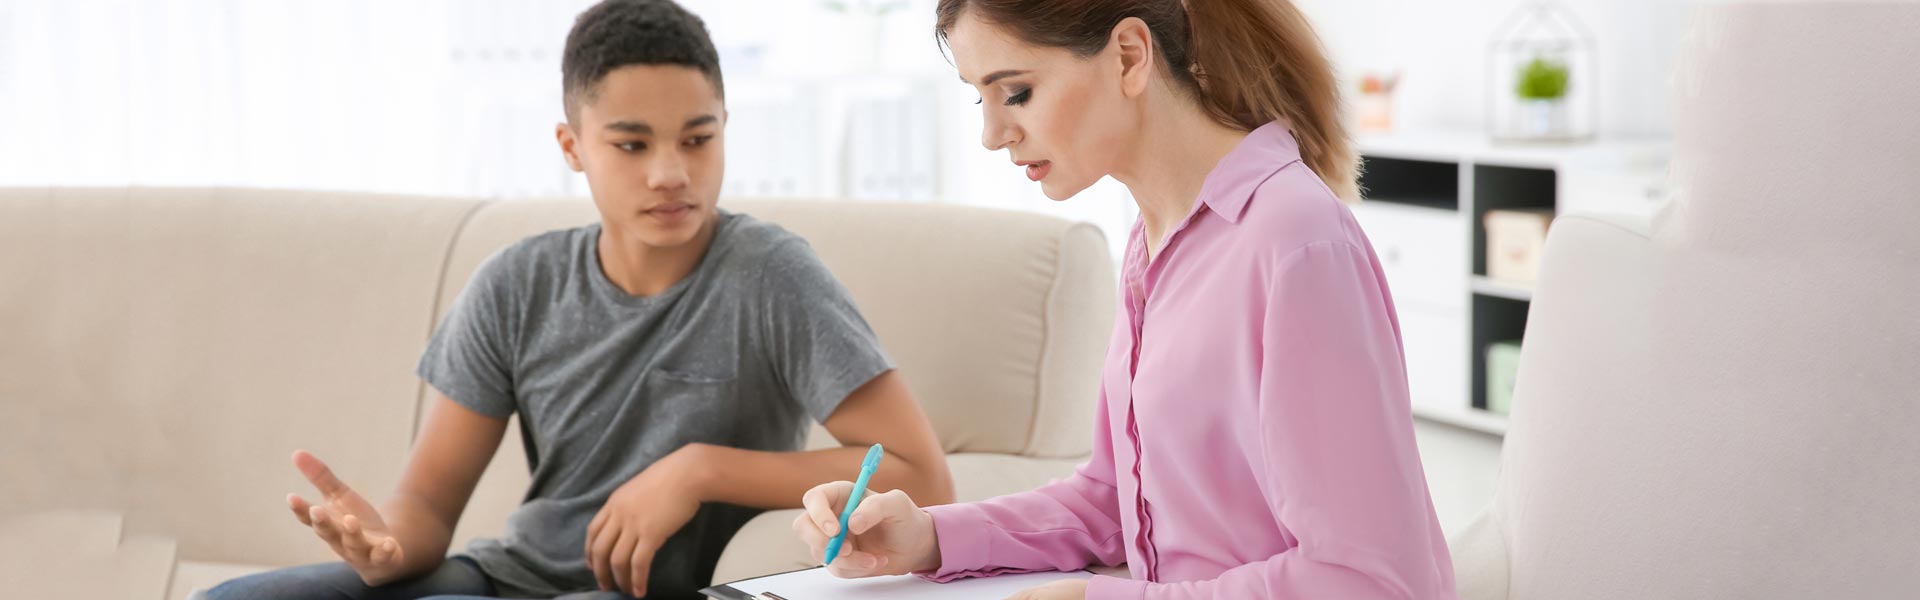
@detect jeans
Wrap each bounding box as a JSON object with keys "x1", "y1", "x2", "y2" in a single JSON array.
[
  {"x1": 422, "y1": 594, "x2": 636, "y2": 600},
  {"x1": 196, "y1": 556, "x2": 654, "y2": 599},
  {"x1": 199, "y1": 556, "x2": 497, "y2": 600}
]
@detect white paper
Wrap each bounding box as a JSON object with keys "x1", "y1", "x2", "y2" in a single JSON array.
[{"x1": 722, "y1": 567, "x2": 1093, "y2": 600}]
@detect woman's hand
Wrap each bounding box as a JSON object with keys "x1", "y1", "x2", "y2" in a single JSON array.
[{"x1": 792, "y1": 481, "x2": 941, "y2": 578}]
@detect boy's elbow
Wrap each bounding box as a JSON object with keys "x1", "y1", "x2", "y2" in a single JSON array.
[
  {"x1": 904, "y1": 454, "x2": 956, "y2": 506},
  {"x1": 923, "y1": 468, "x2": 957, "y2": 506}
]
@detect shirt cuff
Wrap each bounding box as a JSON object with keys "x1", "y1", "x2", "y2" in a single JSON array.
[
  {"x1": 914, "y1": 502, "x2": 1001, "y2": 582},
  {"x1": 1086, "y1": 574, "x2": 1148, "y2": 600}
]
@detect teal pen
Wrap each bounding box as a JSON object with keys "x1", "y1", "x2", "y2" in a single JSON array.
[{"x1": 823, "y1": 443, "x2": 884, "y2": 566}]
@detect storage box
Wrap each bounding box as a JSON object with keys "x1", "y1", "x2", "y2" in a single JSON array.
[
  {"x1": 1486, "y1": 340, "x2": 1524, "y2": 416},
  {"x1": 1485, "y1": 209, "x2": 1554, "y2": 284}
]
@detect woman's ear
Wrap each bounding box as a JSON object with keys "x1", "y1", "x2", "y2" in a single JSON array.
[{"x1": 1110, "y1": 16, "x2": 1155, "y2": 98}]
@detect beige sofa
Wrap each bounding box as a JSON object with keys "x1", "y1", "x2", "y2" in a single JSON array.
[
  {"x1": 0, "y1": 190, "x2": 1115, "y2": 599},
  {"x1": 1445, "y1": 2, "x2": 1920, "y2": 598}
]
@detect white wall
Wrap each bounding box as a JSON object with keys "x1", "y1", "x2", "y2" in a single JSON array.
[
  {"x1": 1300, "y1": 0, "x2": 1695, "y2": 138},
  {"x1": 0, "y1": 0, "x2": 1690, "y2": 258}
]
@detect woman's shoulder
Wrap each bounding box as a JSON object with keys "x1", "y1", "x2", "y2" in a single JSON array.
[{"x1": 1237, "y1": 161, "x2": 1369, "y2": 260}]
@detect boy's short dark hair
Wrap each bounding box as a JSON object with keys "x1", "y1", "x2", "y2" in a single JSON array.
[{"x1": 561, "y1": 0, "x2": 724, "y2": 121}]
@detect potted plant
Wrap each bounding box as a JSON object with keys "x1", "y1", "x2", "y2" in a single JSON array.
[
  {"x1": 1486, "y1": 2, "x2": 1594, "y2": 143},
  {"x1": 1514, "y1": 56, "x2": 1571, "y2": 138}
]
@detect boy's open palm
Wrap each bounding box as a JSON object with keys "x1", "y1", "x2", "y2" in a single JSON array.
[{"x1": 286, "y1": 450, "x2": 407, "y2": 585}]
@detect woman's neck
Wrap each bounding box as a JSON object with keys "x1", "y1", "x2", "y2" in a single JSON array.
[{"x1": 1110, "y1": 95, "x2": 1250, "y2": 260}]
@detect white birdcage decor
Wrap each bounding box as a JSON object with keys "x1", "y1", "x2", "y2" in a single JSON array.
[{"x1": 1487, "y1": 2, "x2": 1596, "y2": 143}]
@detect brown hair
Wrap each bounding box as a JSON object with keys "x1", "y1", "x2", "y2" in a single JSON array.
[{"x1": 936, "y1": 0, "x2": 1358, "y2": 201}]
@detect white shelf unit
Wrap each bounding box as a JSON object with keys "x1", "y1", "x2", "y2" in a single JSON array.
[
  {"x1": 1470, "y1": 276, "x2": 1534, "y2": 302},
  {"x1": 1352, "y1": 130, "x2": 1669, "y2": 436}
]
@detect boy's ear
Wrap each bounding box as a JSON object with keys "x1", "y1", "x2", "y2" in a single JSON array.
[{"x1": 555, "y1": 121, "x2": 584, "y2": 172}]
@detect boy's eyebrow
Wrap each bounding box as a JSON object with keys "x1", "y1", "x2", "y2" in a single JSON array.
[
  {"x1": 603, "y1": 114, "x2": 720, "y2": 134},
  {"x1": 959, "y1": 69, "x2": 1028, "y2": 86},
  {"x1": 605, "y1": 120, "x2": 653, "y2": 135}
]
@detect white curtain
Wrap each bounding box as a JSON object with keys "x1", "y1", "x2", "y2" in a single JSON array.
[{"x1": 0, "y1": 0, "x2": 1135, "y2": 257}]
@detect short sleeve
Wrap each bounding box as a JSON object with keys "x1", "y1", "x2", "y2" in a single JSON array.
[
  {"x1": 415, "y1": 249, "x2": 519, "y2": 418},
  {"x1": 755, "y1": 237, "x2": 894, "y2": 423}
]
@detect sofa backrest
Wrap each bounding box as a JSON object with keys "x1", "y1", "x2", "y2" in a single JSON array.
[
  {"x1": 0, "y1": 190, "x2": 1115, "y2": 566},
  {"x1": 0, "y1": 187, "x2": 484, "y2": 567}
]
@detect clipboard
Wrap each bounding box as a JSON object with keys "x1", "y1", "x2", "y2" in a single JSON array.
[
  {"x1": 700, "y1": 566, "x2": 1094, "y2": 600},
  {"x1": 699, "y1": 566, "x2": 814, "y2": 600}
]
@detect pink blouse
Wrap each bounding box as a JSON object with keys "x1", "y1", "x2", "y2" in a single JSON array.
[{"x1": 920, "y1": 121, "x2": 1457, "y2": 599}]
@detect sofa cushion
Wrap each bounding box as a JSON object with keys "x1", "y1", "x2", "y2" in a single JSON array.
[{"x1": 1, "y1": 510, "x2": 178, "y2": 600}]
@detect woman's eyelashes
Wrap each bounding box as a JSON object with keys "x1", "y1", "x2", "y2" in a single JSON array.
[{"x1": 973, "y1": 87, "x2": 1035, "y2": 107}]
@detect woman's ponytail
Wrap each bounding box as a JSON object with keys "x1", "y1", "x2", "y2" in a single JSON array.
[{"x1": 1183, "y1": 0, "x2": 1357, "y2": 201}]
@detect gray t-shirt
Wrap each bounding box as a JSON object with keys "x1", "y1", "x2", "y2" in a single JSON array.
[{"x1": 416, "y1": 210, "x2": 893, "y2": 598}]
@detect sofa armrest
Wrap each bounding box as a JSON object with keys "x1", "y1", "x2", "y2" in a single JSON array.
[
  {"x1": 1447, "y1": 507, "x2": 1511, "y2": 600},
  {"x1": 1, "y1": 510, "x2": 178, "y2": 600},
  {"x1": 945, "y1": 452, "x2": 1085, "y2": 503},
  {"x1": 710, "y1": 452, "x2": 1086, "y2": 585},
  {"x1": 709, "y1": 508, "x2": 813, "y2": 588}
]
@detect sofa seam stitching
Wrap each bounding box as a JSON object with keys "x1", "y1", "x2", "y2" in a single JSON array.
[{"x1": 410, "y1": 199, "x2": 494, "y2": 443}]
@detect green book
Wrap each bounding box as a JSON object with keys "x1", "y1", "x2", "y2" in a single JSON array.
[{"x1": 1486, "y1": 341, "x2": 1524, "y2": 416}]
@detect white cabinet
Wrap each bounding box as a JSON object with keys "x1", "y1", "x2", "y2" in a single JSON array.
[
  {"x1": 1350, "y1": 201, "x2": 1470, "y2": 416},
  {"x1": 1350, "y1": 202, "x2": 1467, "y2": 310},
  {"x1": 1354, "y1": 131, "x2": 1670, "y2": 437},
  {"x1": 1397, "y1": 303, "x2": 1468, "y2": 415}
]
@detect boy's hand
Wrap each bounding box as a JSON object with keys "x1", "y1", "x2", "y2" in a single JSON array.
[
  {"x1": 586, "y1": 444, "x2": 707, "y2": 598},
  {"x1": 792, "y1": 481, "x2": 940, "y2": 579},
  {"x1": 287, "y1": 450, "x2": 407, "y2": 586}
]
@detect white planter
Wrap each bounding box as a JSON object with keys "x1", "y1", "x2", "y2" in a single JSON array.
[{"x1": 1520, "y1": 98, "x2": 1570, "y2": 139}]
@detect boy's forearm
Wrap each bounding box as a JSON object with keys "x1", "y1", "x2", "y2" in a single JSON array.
[
  {"x1": 378, "y1": 492, "x2": 459, "y2": 577},
  {"x1": 681, "y1": 443, "x2": 956, "y2": 510}
]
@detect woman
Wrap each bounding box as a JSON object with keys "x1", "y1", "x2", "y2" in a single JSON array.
[{"x1": 792, "y1": 0, "x2": 1456, "y2": 598}]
